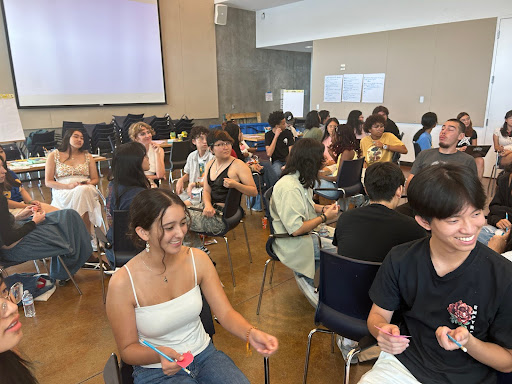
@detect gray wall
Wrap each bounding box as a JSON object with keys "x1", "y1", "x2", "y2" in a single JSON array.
[{"x1": 215, "y1": 8, "x2": 311, "y2": 122}]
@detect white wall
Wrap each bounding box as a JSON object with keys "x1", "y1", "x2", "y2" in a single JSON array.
[{"x1": 256, "y1": 0, "x2": 512, "y2": 47}]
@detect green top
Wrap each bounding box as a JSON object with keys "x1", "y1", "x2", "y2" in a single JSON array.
[{"x1": 303, "y1": 127, "x2": 323, "y2": 142}]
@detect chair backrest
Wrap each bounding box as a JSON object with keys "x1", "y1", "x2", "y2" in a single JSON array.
[
  {"x1": 263, "y1": 187, "x2": 275, "y2": 234},
  {"x1": 335, "y1": 157, "x2": 364, "y2": 189},
  {"x1": 32, "y1": 130, "x2": 55, "y2": 144},
  {"x1": 170, "y1": 140, "x2": 192, "y2": 162},
  {"x1": 413, "y1": 142, "x2": 421, "y2": 158},
  {"x1": 103, "y1": 353, "x2": 121, "y2": 384},
  {"x1": 222, "y1": 187, "x2": 243, "y2": 221},
  {"x1": 112, "y1": 210, "x2": 143, "y2": 266},
  {"x1": 316, "y1": 249, "x2": 381, "y2": 341},
  {"x1": 1, "y1": 143, "x2": 23, "y2": 160},
  {"x1": 62, "y1": 121, "x2": 84, "y2": 136},
  {"x1": 392, "y1": 132, "x2": 404, "y2": 163}
]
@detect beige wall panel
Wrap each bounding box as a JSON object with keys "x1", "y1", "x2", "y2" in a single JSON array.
[
  {"x1": 179, "y1": 0, "x2": 218, "y2": 119},
  {"x1": 0, "y1": 0, "x2": 218, "y2": 131},
  {"x1": 312, "y1": 32, "x2": 389, "y2": 120},
  {"x1": 385, "y1": 27, "x2": 436, "y2": 124},
  {"x1": 311, "y1": 18, "x2": 496, "y2": 125},
  {"x1": 430, "y1": 19, "x2": 496, "y2": 125}
]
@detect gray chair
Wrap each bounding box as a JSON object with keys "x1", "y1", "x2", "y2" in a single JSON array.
[{"x1": 103, "y1": 353, "x2": 121, "y2": 384}]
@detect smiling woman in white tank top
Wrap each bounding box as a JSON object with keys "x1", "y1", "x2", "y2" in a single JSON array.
[{"x1": 106, "y1": 189, "x2": 278, "y2": 383}]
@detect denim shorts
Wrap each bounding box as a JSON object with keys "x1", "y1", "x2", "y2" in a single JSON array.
[{"x1": 132, "y1": 342, "x2": 249, "y2": 384}]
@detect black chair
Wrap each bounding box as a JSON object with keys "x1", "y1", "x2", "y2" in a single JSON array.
[
  {"x1": 303, "y1": 249, "x2": 381, "y2": 384},
  {"x1": 189, "y1": 188, "x2": 252, "y2": 287},
  {"x1": 146, "y1": 114, "x2": 173, "y2": 140},
  {"x1": 313, "y1": 157, "x2": 365, "y2": 207},
  {"x1": 113, "y1": 114, "x2": 144, "y2": 144},
  {"x1": 391, "y1": 131, "x2": 404, "y2": 164},
  {"x1": 27, "y1": 130, "x2": 57, "y2": 157},
  {"x1": 413, "y1": 142, "x2": 421, "y2": 158},
  {"x1": 256, "y1": 187, "x2": 320, "y2": 315},
  {"x1": 1, "y1": 143, "x2": 24, "y2": 160},
  {"x1": 169, "y1": 140, "x2": 192, "y2": 186},
  {"x1": 62, "y1": 122, "x2": 92, "y2": 152}
]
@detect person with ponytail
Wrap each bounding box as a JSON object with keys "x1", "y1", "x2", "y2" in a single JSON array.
[{"x1": 412, "y1": 112, "x2": 437, "y2": 152}]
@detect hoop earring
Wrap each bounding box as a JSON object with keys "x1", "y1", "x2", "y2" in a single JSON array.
[{"x1": 145, "y1": 242, "x2": 150, "y2": 253}]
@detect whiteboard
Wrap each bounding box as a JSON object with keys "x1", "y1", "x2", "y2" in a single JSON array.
[
  {"x1": 281, "y1": 89, "x2": 305, "y2": 117},
  {"x1": 0, "y1": 94, "x2": 24, "y2": 143},
  {"x1": 362, "y1": 73, "x2": 386, "y2": 103},
  {"x1": 323, "y1": 75, "x2": 343, "y2": 102}
]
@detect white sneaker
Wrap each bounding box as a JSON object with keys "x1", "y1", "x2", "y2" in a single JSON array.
[{"x1": 336, "y1": 335, "x2": 359, "y2": 364}]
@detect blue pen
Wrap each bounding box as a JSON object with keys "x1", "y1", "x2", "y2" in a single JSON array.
[
  {"x1": 447, "y1": 334, "x2": 467, "y2": 353},
  {"x1": 139, "y1": 339, "x2": 191, "y2": 374}
]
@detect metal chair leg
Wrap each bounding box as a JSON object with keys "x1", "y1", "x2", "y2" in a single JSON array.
[
  {"x1": 57, "y1": 255, "x2": 82, "y2": 295},
  {"x1": 269, "y1": 261, "x2": 276, "y2": 284},
  {"x1": 344, "y1": 348, "x2": 360, "y2": 384},
  {"x1": 241, "y1": 220, "x2": 252, "y2": 263},
  {"x1": 264, "y1": 356, "x2": 270, "y2": 384},
  {"x1": 224, "y1": 237, "x2": 236, "y2": 287},
  {"x1": 303, "y1": 328, "x2": 332, "y2": 384},
  {"x1": 331, "y1": 332, "x2": 335, "y2": 353},
  {"x1": 33, "y1": 261, "x2": 41, "y2": 274},
  {"x1": 257, "y1": 258, "x2": 272, "y2": 315}
]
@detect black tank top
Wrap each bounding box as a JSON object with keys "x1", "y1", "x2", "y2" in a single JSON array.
[{"x1": 207, "y1": 159, "x2": 236, "y2": 204}]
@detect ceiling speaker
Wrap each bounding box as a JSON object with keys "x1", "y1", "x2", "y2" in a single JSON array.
[{"x1": 214, "y1": 4, "x2": 228, "y2": 26}]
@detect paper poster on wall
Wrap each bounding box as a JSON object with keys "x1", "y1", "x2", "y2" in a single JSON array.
[
  {"x1": 265, "y1": 92, "x2": 273, "y2": 101},
  {"x1": 0, "y1": 94, "x2": 24, "y2": 143},
  {"x1": 342, "y1": 74, "x2": 363, "y2": 102},
  {"x1": 323, "y1": 75, "x2": 343, "y2": 102},
  {"x1": 280, "y1": 89, "x2": 304, "y2": 118},
  {"x1": 362, "y1": 73, "x2": 386, "y2": 103}
]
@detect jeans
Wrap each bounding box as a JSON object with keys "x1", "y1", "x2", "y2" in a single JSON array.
[
  {"x1": 269, "y1": 160, "x2": 285, "y2": 186},
  {"x1": 478, "y1": 225, "x2": 498, "y2": 246},
  {"x1": 132, "y1": 342, "x2": 249, "y2": 384}
]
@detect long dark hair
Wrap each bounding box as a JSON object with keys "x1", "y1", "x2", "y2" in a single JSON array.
[
  {"x1": 281, "y1": 138, "x2": 324, "y2": 189},
  {"x1": 330, "y1": 124, "x2": 357, "y2": 160},
  {"x1": 500, "y1": 110, "x2": 512, "y2": 138},
  {"x1": 457, "y1": 112, "x2": 473, "y2": 138},
  {"x1": 413, "y1": 112, "x2": 438, "y2": 142},
  {"x1": 58, "y1": 129, "x2": 87, "y2": 162},
  {"x1": 129, "y1": 189, "x2": 189, "y2": 273},
  {"x1": 321, "y1": 118, "x2": 339, "y2": 142},
  {"x1": 224, "y1": 122, "x2": 244, "y2": 160},
  {"x1": 110, "y1": 142, "x2": 150, "y2": 208},
  {"x1": 347, "y1": 110, "x2": 363, "y2": 136},
  {"x1": 0, "y1": 158, "x2": 21, "y2": 194},
  {"x1": 305, "y1": 110, "x2": 320, "y2": 130},
  {"x1": 0, "y1": 273, "x2": 39, "y2": 384}
]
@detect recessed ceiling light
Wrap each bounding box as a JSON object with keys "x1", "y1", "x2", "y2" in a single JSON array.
[{"x1": 305, "y1": 45, "x2": 312, "y2": 49}]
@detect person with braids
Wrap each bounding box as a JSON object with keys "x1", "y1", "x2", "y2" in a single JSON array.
[
  {"x1": 106, "y1": 189, "x2": 278, "y2": 383},
  {"x1": 270, "y1": 138, "x2": 339, "y2": 287},
  {"x1": 0, "y1": 272, "x2": 38, "y2": 383}
]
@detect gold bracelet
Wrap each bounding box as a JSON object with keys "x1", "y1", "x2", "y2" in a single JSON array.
[{"x1": 246, "y1": 326, "x2": 257, "y2": 356}]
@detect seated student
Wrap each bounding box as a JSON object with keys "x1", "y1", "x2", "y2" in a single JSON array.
[
  {"x1": 105, "y1": 142, "x2": 151, "y2": 266},
  {"x1": 284, "y1": 111, "x2": 299, "y2": 138},
  {"x1": 0, "y1": 273, "x2": 39, "y2": 383},
  {"x1": 270, "y1": 138, "x2": 339, "y2": 288},
  {"x1": 188, "y1": 130, "x2": 257, "y2": 237},
  {"x1": 492, "y1": 110, "x2": 512, "y2": 167},
  {"x1": 44, "y1": 129, "x2": 102, "y2": 244},
  {"x1": 0, "y1": 146, "x2": 57, "y2": 215},
  {"x1": 360, "y1": 114, "x2": 407, "y2": 165},
  {"x1": 129, "y1": 122, "x2": 165, "y2": 186},
  {"x1": 106, "y1": 189, "x2": 278, "y2": 384},
  {"x1": 321, "y1": 118, "x2": 339, "y2": 165},
  {"x1": 318, "y1": 109, "x2": 330, "y2": 134},
  {"x1": 303, "y1": 110, "x2": 323, "y2": 142},
  {"x1": 361, "y1": 163, "x2": 512, "y2": 384},
  {"x1": 334, "y1": 162, "x2": 426, "y2": 262},
  {"x1": 373, "y1": 106, "x2": 400, "y2": 138},
  {"x1": 0, "y1": 161, "x2": 92, "y2": 282},
  {"x1": 457, "y1": 112, "x2": 484, "y2": 180},
  {"x1": 412, "y1": 112, "x2": 437, "y2": 152},
  {"x1": 175, "y1": 126, "x2": 214, "y2": 206},
  {"x1": 265, "y1": 111, "x2": 295, "y2": 184}
]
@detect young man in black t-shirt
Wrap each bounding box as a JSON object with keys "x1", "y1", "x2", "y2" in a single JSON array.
[
  {"x1": 265, "y1": 110, "x2": 294, "y2": 183},
  {"x1": 361, "y1": 163, "x2": 512, "y2": 384}
]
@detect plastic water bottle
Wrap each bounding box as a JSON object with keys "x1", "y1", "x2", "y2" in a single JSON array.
[{"x1": 22, "y1": 290, "x2": 36, "y2": 318}]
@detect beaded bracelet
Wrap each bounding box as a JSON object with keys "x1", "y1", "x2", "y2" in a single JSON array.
[
  {"x1": 320, "y1": 213, "x2": 327, "y2": 223},
  {"x1": 246, "y1": 326, "x2": 257, "y2": 356}
]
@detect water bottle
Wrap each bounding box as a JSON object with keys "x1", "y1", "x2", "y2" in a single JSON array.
[{"x1": 22, "y1": 290, "x2": 36, "y2": 318}]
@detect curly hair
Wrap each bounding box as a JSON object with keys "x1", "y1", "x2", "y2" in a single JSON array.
[
  {"x1": 268, "y1": 111, "x2": 285, "y2": 128},
  {"x1": 281, "y1": 138, "x2": 324, "y2": 189},
  {"x1": 128, "y1": 122, "x2": 155, "y2": 142},
  {"x1": 363, "y1": 114, "x2": 386, "y2": 134}
]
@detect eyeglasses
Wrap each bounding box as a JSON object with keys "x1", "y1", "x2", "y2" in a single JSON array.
[
  {"x1": 1, "y1": 282, "x2": 23, "y2": 317},
  {"x1": 213, "y1": 142, "x2": 232, "y2": 148}
]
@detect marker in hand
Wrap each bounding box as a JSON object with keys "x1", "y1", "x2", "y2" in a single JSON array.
[{"x1": 447, "y1": 334, "x2": 467, "y2": 353}]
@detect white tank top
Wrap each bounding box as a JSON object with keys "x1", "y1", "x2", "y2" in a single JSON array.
[{"x1": 124, "y1": 249, "x2": 210, "y2": 369}]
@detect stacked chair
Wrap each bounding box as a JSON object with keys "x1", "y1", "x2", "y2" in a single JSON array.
[
  {"x1": 173, "y1": 115, "x2": 194, "y2": 135},
  {"x1": 112, "y1": 114, "x2": 144, "y2": 144},
  {"x1": 144, "y1": 114, "x2": 174, "y2": 140}
]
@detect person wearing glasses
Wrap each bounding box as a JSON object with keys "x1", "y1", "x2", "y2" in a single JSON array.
[
  {"x1": 0, "y1": 273, "x2": 39, "y2": 383},
  {"x1": 187, "y1": 130, "x2": 257, "y2": 236},
  {"x1": 360, "y1": 114, "x2": 407, "y2": 165}
]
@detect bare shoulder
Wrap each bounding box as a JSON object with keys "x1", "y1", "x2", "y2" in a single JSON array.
[{"x1": 190, "y1": 247, "x2": 216, "y2": 281}]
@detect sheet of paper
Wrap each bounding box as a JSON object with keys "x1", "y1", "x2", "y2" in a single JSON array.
[
  {"x1": 265, "y1": 91, "x2": 273, "y2": 101},
  {"x1": 0, "y1": 94, "x2": 25, "y2": 143},
  {"x1": 281, "y1": 90, "x2": 304, "y2": 118},
  {"x1": 323, "y1": 75, "x2": 343, "y2": 102},
  {"x1": 342, "y1": 74, "x2": 363, "y2": 102},
  {"x1": 362, "y1": 73, "x2": 386, "y2": 103}
]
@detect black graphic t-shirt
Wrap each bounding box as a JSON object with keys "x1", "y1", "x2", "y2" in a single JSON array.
[
  {"x1": 265, "y1": 129, "x2": 294, "y2": 164},
  {"x1": 370, "y1": 238, "x2": 512, "y2": 383}
]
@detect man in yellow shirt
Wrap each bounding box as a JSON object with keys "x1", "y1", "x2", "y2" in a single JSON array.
[{"x1": 360, "y1": 114, "x2": 407, "y2": 165}]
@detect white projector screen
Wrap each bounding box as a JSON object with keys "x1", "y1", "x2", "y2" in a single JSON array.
[{"x1": 2, "y1": 0, "x2": 166, "y2": 107}]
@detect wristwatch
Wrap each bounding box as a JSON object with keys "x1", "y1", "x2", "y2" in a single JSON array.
[{"x1": 383, "y1": 144, "x2": 388, "y2": 150}]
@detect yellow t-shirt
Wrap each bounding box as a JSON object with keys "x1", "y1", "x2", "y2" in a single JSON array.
[{"x1": 360, "y1": 133, "x2": 404, "y2": 165}]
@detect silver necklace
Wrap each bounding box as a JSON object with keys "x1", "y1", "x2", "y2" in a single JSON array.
[{"x1": 141, "y1": 257, "x2": 168, "y2": 283}]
